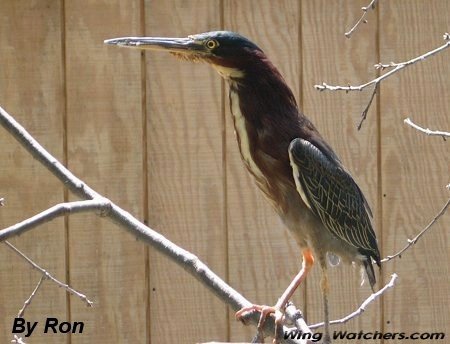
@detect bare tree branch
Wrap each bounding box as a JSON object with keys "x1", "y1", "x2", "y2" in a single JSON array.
[
  {"x1": 315, "y1": 33, "x2": 450, "y2": 92},
  {"x1": 345, "y1": 0, "x2": 378, "y2": 38},
  {"x1": 404, "y1": 117, "x2": 450, "y2": 140},
  {"x1": 357, "y1": 84, "x2": 378, "y2": 130},
  {"x1": 4, "y1": 241, "x2": 94, "y2": 308},
  {"x1": 11, "y1": 335, "x2": 27, "y2": 344},
  {"x1": 0, "y1": 199, "x2": 111, "y2": 240},
  {"x1": 309, "y1": 273, "x2": 398, "y2": 329},
  {"x1": 0, "y1": 105, "x2": 306, "y2": 343},
  {"x1": 285, "y1": 303, "x2": 308, "y2": 331},
  {"x1": 17, "y1": 275, "x2": 46, "y2": 318},
  {"x1": 381, "y1": 197, "x2": 450, "y2": 263}
]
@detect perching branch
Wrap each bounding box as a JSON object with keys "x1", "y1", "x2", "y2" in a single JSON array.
[
  {"x1": 0, "y1": 105, "x2": 306, "y2": 344},
  {"x1": 4, "y1": 241, "x2": 94, "y2": 308},
  {"x1": 381, "y1": 197, "x2": 450, "y2": 263},
  {"x1": 309, "y1": 274, "x2": 398, "y2": 330},
  {"x1": 345, "y1": 0, "x2": 378, "y2": 38},
  {"x1": 285, "y1": 303, "x2": 310, "y2": 332},
  {"x1": 315, "y1": 33, "x2": 450, "y2": 92},
  {"x1": 404, "y1": 117, "x2": 450, "y2": 140}
]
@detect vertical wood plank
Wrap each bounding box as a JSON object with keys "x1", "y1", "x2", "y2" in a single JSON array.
[
  {"x1": 65, "y1": 1, "x2": 146, "y2": 343},
  {"x1": 380, "y1": 0, "x2": 450, "y2": 340},
  {"x1": 1, "y1": 2, "x2": 448, "y2": 343},
  {"x1": 144, "y1": 1, "x2": 227, "y2": 343},
  {"x1": 302, "y1": 0, "x2": 381, "y2": 336},
  {"x1": 0, "y1": 1, "x2": 67, "y2": 343},
  {"x1": 223, "y1": 1, "x2": 302, "y2": 341}
]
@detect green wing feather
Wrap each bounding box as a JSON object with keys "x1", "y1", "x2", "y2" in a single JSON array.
[{"x1": 288, "y1": 138, "x2": 380, "y2": 262}]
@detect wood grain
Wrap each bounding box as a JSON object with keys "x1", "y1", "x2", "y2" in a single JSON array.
[
  {"x1": 302, "y1": 0, "x2": 381, "y2": 337},
  {"x1": 223, "y1": 1, "x2": 302, "y2": 341},
  {"x1": 380, "y1": 0, "x2": 450, "y2": 341},
  {"x1": 65, "y1": 1, "x2": 146, "y2": 343},
  {"x1": 0, "y1": 2, "x2": 448, "y2": 343},
  {"x1": 145, "y1": 1, "x2": 227, "y2": 342},
  {"x1": 0, "y1": 1, "x2": 67, "y2": 343}
]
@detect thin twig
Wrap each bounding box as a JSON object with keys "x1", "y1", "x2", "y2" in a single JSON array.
[
  {"x1": 404, "y1": 117, "x2": 450, "y2": 140},
  {"x1": 381, "y1": 198, "x2": 450, "y2": 263},
  {"x1": 357, "y1": 84, "x2": 378, "y2": 130},
  {"x1": 4, "y1": 241, "x2": 94, "y2": 307},
  {"x1": 17, "y1": 275, "x2": 46, "y2": 318},
  {"x1": 315, "y1": 33, "x2": 450, "y2": 92},
  {"x1": 0, "y1": 106, "x2": 305, "y2": 343},
  {"x1": 345, "y1": 0, "x2": 378, "y2": 38},
  {"x1": 309, "y1": 273, "x2": 398, "y2": 329}
]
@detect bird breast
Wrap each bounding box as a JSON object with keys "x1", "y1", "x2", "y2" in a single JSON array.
[{"x1": 229, "y1": 88, "x2": 291, "y2": 214}]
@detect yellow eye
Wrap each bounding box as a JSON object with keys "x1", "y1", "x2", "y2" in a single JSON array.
[{"x1": 205, "y1": 39, "x2": 218, "y2": 49}]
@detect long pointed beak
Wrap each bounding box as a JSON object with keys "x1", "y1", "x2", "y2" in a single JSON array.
[{"x1": 104, "y1": 36, "x2": 205, "y2": 54}]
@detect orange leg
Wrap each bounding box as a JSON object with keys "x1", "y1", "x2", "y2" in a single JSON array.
[{"x1": 235, "y1": 249, "x2": 315, "y2": 343}]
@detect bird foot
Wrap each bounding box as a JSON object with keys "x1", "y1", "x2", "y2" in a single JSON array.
[{"x1": 235, "y1": 304, "x2": 285, "y2": 344}]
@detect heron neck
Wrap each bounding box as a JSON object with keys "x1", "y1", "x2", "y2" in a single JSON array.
[{"x1": 229, "y1": 60, "x2": 299, "y2": 127}]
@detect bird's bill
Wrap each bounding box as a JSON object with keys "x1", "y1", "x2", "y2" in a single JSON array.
[{"x1": 104, "y1": 36, "x2": 206, "y2": 56}]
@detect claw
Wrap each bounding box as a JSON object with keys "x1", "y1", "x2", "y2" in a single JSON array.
[{"x1": 236, "y1": 304, "x2": 285, "y2": 343}]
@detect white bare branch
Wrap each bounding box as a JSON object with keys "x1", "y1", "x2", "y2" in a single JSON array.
[
  {"x1": 345, "y1": 0, "x2": 378, "y2": 38},
  {"x1": 11, "y1": 335, "x2": 27, "y2": 344},
  {"x1": 315, "y1": 33, "x2": 450, "y2": 92},
  {"x1": 0, "y1": 199, "x2": 111, "y2": 241},
  {"x1": 381, "y1": 198, "x2": 450, "y2": 263},
  {"x1": 404, "y1": 117, "x2": 450, "y2": 140},
  {"x1": 309, "y1": 273, "x2": 398, "y2": 329},
  {"x1": 17, "y1": 275, "x2": 46, "y2": 318}
]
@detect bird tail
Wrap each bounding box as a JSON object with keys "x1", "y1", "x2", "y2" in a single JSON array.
[{"x1": 363, "y1": 258, "x2": 378, "y2": 292}]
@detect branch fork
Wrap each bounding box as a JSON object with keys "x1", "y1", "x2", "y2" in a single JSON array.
[{"x1": 315, "y1": 33, "x2": 450, "y2": 92}]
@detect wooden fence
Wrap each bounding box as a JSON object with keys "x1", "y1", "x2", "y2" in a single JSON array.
[{"x1": 0, "y1": 1, "x2": 448, "y2": 343}]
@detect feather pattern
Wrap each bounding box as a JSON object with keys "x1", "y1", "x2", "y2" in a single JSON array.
[{"x1": 288, "y1": 138, "x2": 380, "y2": 268}]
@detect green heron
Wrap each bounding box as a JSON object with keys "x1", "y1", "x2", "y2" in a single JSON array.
[{"x1": 105, "y1": 31, "x2": 381, "y2": 343}]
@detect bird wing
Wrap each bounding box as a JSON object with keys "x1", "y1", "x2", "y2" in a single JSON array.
[{"x1": 288, "y1": 138, "x2": 379, "y2": 259}]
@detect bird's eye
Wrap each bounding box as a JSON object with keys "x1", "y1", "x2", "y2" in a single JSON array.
[{"x1": 205, "y1": 39, "x2": 219, "y2": 49}]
